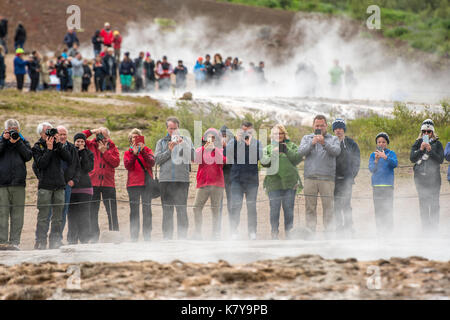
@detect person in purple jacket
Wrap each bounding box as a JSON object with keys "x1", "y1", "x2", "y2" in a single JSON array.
[{"x1": 369, "y1": 132, "x2": 398, "y2": 237}]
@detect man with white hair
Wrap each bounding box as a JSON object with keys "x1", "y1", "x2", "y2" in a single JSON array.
[
  {"x1": 100, "y1": 22, "x2": 113, "y2": 48},
  {"x1": 83, "y1": 127, "x2": 120, "y2": 242},
  {"x1": 0, "y1": 119, "x2": 32, "y2": 249},
  {"x1": 32, "y1": 122, "x2": 72, "y2": 249}
]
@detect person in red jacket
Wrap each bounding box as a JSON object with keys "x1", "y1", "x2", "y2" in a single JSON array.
[
  {"x1": 100, "y1": 22, "x2": 114, "y2": 48},
  {"x1": 193, "y1": 128, "x2": 226, "y2": 240},
  {"x1": 123, "y1": 128, "x2": 155, "y2": 241},
  {"x1": 82, "y1": 127, "x2": 120, "y2": 242}
]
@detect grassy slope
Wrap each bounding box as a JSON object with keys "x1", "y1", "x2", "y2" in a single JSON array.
[
  {"x1": 1, "y1": 90, "x2": 448, "y2": 164},
  {"x1": 218, "y1": 0, "x2": 450, "y2": 57}
]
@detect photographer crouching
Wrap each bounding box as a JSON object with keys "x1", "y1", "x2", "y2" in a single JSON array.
[
  {"x1": 0, "y1": 119, "x2": 32, "y2": 249},
  {"x1": 32, "y1": 122, "x2": 72, "y2": 249}
]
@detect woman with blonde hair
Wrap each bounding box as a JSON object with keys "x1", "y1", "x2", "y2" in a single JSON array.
[
  {"x1": 123, "y1": 128, "x2": 155, "y2": 241},
  {"x1": 410, "y1": 119, "x2": 444, "y2": 234},
  {"x1": 260, "y1": 124, "x2": 303, "y2": 239}
]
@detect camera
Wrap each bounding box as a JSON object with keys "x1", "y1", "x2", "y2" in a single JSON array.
[
  {"x1": 96, "y1": 133, "x2": 105, "y2": 142},
  {"x1": 9, "y1": 130, "x2": 20, "y2": 140},
  {"x1": 45, "y1": 128, "x2": 58, "y2": 137},
  {"x1": 314, "y1": 129, "x2": 322, "y2": 135},
  {"x1": 171, "y1": 135, "x2": 179, "y2": 143},
  {"x1": 376, "y1": 146, "x2": 383, "y2": 152}
]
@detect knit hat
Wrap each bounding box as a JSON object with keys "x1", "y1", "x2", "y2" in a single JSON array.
[
  {"x1": 332, "y1": 118, "x2": 346, "y2": 132},
  {"x1": 375, "y1": 132, "x2": 390, "y2": 144},
  {"x1": 420, "y1": 119, "x2": 435, "y2": 133},
  {"x1": 73, "y1": 132, "x2": 86, "y2": 142},
  {"x1": 124, "y1": 51, "x2": 130, "y2": 57}
]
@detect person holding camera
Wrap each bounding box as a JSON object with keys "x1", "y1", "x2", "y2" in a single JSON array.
[
  {"x1": 369, "y1": 132, "x2": 398, "y2": 237},
  {"x1": 0, "y1": 119, "x2": 32, "y2": 249},
  {"x1": 193, "y1": 128, "x2": 227, "y2": 240},
  {"x1": 410, "y1": 119, "x2": 444, "y2": 234},
  {"x1": 67, "y1": 133, "x2": 94, "y2": 244},
  {"x1": 332, "y1": 119, "x2": 360, "y2": 238},
  {"x1": 298, "y1": 115, "x2": 341, "y2": 238},
  {"x1": 226, "y1": 121, "x2": 263, "y2": 240},
  {"x1": 155, "y1": 117, "x2": 195, "y2": 240},
  {"x1": 82, "y1": 127, "x2": 120, "y2": 242},
  {"x1": 124, "y1": 128, "x2": 155, "y2": 242},
  {"x1": 32, "y1": 122, "x2": 72, "y2": 249},
  {"x1": 261, "y1": 124, "x2": 303, "y2": 240}
]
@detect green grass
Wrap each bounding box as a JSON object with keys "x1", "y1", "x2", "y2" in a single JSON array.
[{"x1": 217, "y1": 0, "x2": 450, "y2": 57}]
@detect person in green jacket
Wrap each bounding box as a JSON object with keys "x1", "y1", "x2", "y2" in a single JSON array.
[{"x1": 261, "y1": 124, "x2": 303, "y2": 240}]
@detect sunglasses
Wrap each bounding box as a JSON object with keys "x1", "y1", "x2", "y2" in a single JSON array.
[{"x1": 422, "y1": 130, "x2": 432, "y2": 134}]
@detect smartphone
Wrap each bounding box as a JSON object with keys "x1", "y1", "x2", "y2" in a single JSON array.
[
  {"x1": 171, "y1": 135, "x2": 179, "y2": 143},
  {"x1": 135, "y1": 136, "x2": 145, "y2": 145},
  {"x1": 376, "y1": 146, "x2": 383, "y2": 152},
  {"x1": 422, "y1": 135, "x2": 429, "y2": 144},
  {"x1": 279, "y1": 143, "x2": 287, "y2": 153},
  {"x1": 314, "y1": 129, "x2": 321, "y2": 135}
]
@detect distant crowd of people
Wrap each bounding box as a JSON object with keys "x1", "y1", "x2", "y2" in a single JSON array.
[{"x1": 0, "y1": 116, "x2": 448, "y2": 250}]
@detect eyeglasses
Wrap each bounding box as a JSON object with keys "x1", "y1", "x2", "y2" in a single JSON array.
[{"x1": 422, "y1": 130, "x2": 432, "y2": 134}]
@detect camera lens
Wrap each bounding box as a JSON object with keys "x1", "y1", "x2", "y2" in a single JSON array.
[{"x1": 9, "y1": 130, "x2": 20, "y2": 140}]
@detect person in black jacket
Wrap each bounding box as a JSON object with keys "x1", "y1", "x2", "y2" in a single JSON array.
[
  {"x1": 93, "y1": 55, "x2": 104, "y2": 92},
  {"x1": 27, "y1": 51, "x2": 41, "y2": 92},
  {"x1": 56, "y1": 56, "x2": 71, "y2": 92},
  {"x1": 410, "y1": 119, "x2": 444, "y2": 234},
  {"x1": 68, "y1": 133, "x2": 94, "y2": 244},
  {"x1": 173, "y1": 60, "x2": 188, "y2": 90},
  {"x1": 0, "y1": 119, "x2": 33, "y2": 248},
  {"x1": 204, "y1": 54, "x2": 214, "y2": 85},
  {"x1": 225, "y1": 121, "x2": 263, "y2": 240},
  {"x1": 143, "y1": 52, "x2": 155, "y2": 91},
  {"x1": 92, "y1": 30, "x2": 103, "y2": 58},
  {"x1": 82, "y1": 59, "x2": 92, "y2": 92},
  {"x1": 32, "y1": 122, "x2": 72, "y2": 250},
  {"x1": 14, "y1": 23, "x2": 26, "y2": 50},
  {"x1": 119, "y1": 52, "x2": 135, "y2": 93},
  {"x1": 102, "y1": 47, "x2": 117, "y2": 92},
  {"x1": 332, "y1": 119, "x2": 360, "y2": 237},
  {"x1": 0, "y1": 16, "x2": 7, "y2": 54}
]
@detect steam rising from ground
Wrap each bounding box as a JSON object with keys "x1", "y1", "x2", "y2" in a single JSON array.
[{"x1": 80, "y1": 14, "x2": 449, "y2": 103}]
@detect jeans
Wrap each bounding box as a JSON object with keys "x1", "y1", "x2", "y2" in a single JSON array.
[
  {"x1": 334, "y1": 178, "x2": 354, "y2": 231},
  {"x1": 67, "y1": 192, "x2": 91, "y2": 244},
  {"x1": 372, "y1": 186, "x2": 394, "y2": 237},
  {"x1": 229, "y1": 182, "x2": 258, "y2": 236},
  {"x1": 219, "y1": 172, "x2": 232, "y2": 219},
  {"x1": 89, "y1": 186, "x2": 119, "y2": 242},
  {"x1": 160, "y1": 182, "x2": 189, "y2": 240},
  {"x1": 268, "y1": 189, "x2": 296, "y2": 235},
  {"x1": 14, "y1": 40, "x2": 24, "y2": 50},
  {"x1": 127, "y1": 186, "x2": 152, "y2": 241},
  {"x1": 0, "y1": 186, "x2": 25, "y2": 245},
  {"x1": 30, "y1": 73, "x2": 40, "y2": 91}
]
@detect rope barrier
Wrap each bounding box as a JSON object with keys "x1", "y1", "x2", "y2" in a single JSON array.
[{"x1": 1, "y1": 191, "x2": 449, "y2": 208}]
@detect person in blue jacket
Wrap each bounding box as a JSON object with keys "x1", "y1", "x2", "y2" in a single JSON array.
[
  {"x1": 193, "y1": 57, "x2": 206, "y2": 88},
  {"x1": 13, "y1": 48, "x2": 28, "y2": 91},
  {"x1": 445, "y1": 142, "x2": 450, "y2": 185},
  {"x1": 369, "y1": 132, "x2": 398, "y2": 237}
]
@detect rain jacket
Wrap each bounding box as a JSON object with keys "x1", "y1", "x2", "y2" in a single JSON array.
[
  {"x1": 261, "y1": 139, "x2": 303, "y2": 193},
  {"x1": 194, "y1": 128, "x2": 226, "y2": 188},
  {"x1": 369, "y1": 148, "x2": 398, "y2": 186},
  {"x1": 124, "y1": 146, "x2": 155, "y2": 187}
]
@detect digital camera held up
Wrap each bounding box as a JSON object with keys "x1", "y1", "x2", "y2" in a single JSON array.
[
  {"x1": 45, "y1": 128, "x2": 58, "y2": 137},
  {"x1": 9, "y1": 130, "x2": 20, "y2": 140},
  {"x1": 95, "y1": 133, "x2": 105, "y2": 142}
]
